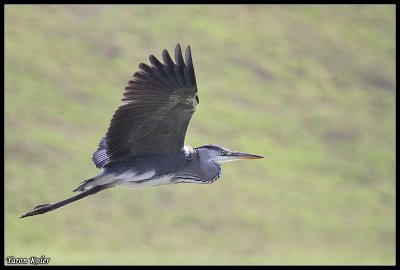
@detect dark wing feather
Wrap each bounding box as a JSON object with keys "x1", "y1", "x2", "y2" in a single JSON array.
[
  {"x1": 92, "y1": 136, "x2": 109, "y2": 168},
  {"x1": 96, "y1": 44, "x2": 198, "y2": 167}
]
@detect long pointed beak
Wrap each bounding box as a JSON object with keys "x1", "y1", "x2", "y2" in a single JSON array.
[{"x1": 229, "y1": 151, "x2": 264, "y2": 160}]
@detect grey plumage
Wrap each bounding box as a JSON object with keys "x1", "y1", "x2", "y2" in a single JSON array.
[{"x1": 20, "y1": 44, "x2": 262, "y2": 219}]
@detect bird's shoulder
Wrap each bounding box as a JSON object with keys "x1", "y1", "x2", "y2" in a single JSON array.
[{"x1": 183, "y1": 144, "x2": 196, "y2": 161}]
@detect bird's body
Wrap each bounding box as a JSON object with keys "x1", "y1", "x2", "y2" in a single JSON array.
[
  {"x1": 78, "y1": 145, "x2": 221, "y2": 191},
  {"x1": 21, "y1": 44, "x2": 263, "y2": 218}
]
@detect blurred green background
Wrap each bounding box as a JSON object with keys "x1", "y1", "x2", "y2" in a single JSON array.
[{"x1": 5, "y1": 5, "x2": 395, "y2": 265}]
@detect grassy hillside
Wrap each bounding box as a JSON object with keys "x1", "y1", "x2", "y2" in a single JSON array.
[{"x1": 5, "y1": 5, "x2": 395, "y2": 265}]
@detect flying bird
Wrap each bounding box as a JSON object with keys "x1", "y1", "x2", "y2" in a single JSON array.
[{"x1": 21, "y1": 44, "x2": 263, "y2": 218}]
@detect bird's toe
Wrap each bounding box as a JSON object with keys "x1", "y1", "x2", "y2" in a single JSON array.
[{"x1": 34, "y1": 203, "x2": 51, "y2": 210}]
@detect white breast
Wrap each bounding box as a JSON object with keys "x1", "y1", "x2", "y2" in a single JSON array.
[{"x1": 115, "y1": 170, "x2": 174, "y2": 189}]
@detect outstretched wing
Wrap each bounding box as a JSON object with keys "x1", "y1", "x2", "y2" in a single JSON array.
[{"x1": 93, "y1": 44, "x2": 199, "y2": 167}]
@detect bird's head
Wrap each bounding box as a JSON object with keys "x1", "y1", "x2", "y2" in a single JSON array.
[{"x1": 195, "y1": 144, "x2": 263, "y2": 164}]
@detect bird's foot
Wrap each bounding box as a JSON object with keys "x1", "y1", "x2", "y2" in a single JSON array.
[{"x1": 20, "y1": 203, "x2": 54, "y2": 218}]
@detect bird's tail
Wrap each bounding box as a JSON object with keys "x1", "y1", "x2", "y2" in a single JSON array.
[{"x1": 20, "y1": 184, "x2": 113, "y2": 218}]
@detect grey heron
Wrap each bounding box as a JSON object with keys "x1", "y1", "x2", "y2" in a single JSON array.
[{"x1": 21, "y1": 44, "x2": 263, "y2": 218}]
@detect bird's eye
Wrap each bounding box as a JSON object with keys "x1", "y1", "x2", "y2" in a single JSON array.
[{"x1": 220, "y1": 150, "x2": 226, "y2": 155}]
